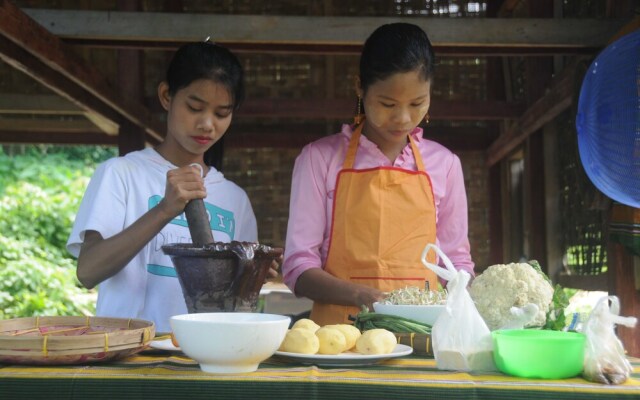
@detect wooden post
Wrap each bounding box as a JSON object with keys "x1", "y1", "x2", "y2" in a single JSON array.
[
  {"x1": 542, "y1": 120, "x2": 564, "y2": 281},
  {"x1": 604, "y1": 0, "x2": 640, "y2": 360},
  {"x1": 488, "y1": 164, "x2": 504, "y2": 265},
  {"x1": 607, "y1": 204, "x2": 640, "y2": 357},
  {"x1": 116, "y1": 0, "x2": 146, "y2": 155},
  {"x1": 608, "y1": 241, "x2": 640, "y2": 357},
  {"x1": 523, "y1": 0, "x2": 553, "y2": 268},
  {"x1": 484, "y1": 0, "x2": 505, "y2": 266}
]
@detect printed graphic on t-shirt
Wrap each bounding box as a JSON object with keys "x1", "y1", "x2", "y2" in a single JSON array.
[
  {"x1": 145, "y1": 195, "x2": 236, "y2": 277},
  {"x1": 148, "y1": 195, "x2": 235, "y2": 238}
]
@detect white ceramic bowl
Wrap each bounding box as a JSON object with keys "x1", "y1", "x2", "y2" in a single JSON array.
[
  {"x1": 170, "y1": 312, "x2": 290, "y2": 373},
  {"x1": 372, "y1": 303, "x2": 445, "y2": 326}
]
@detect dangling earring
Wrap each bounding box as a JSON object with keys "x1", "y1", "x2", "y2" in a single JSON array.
[
  {"x1": 424, "y1": 113, "x2": 430, "y2": 124},
  {"x1": 354, "y1": 96, "x2": 364, "y2": 125}
]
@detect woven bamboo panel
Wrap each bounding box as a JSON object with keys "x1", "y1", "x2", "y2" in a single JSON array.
[
  {"x1": 557, "y1": 110, "x2": 608, "y2": 275},
  {"x1": 175, "y1": 0, "x2": 487, "y2": 17}
]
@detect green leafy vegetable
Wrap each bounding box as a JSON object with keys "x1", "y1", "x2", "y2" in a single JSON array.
[
  {"x1": 527, "y1": 260, "x2": 571, "y2": 330},
  {"x1": 544, "y1": 284, "x2": 571, "y2": 330},
  {"x1": 527, "y1": 260, "x2": 552, "y2": 284}
]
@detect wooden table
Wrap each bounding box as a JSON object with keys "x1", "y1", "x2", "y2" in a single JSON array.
[{"x1": 1, "y1": 350, "x2": 639, "y2": 400}]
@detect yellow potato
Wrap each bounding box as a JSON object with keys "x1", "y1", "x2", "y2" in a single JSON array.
[
  {"x1": 278, "y1": 328, "x2": 320, "y2": 354},
  {"x1": 355, "y1": 329, "x2": 397, "y2": 355},
  {"x1": 324, "y1": 324, "x2": 361, "y2": 350},
  {"x1": 291, "y1": 318, "x2": 321, "y2": 333},
  {"x1": 316, "y1": 327, "x2": 348, "y2": 355}
]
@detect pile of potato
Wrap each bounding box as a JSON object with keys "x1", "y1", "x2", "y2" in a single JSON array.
[{"x1": 278, "y1": 318, "x2": 397, "y2": 355}]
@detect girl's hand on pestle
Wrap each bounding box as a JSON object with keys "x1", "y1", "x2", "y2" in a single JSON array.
[
  {"x1": 158, "y1": 166, "x2": 206, "y2": 219},
  {"x1": 265, "y1": 255, "x2": 282, "y2": 282}
]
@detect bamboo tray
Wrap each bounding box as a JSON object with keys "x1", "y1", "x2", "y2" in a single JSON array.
[{"x1": 0, "y1": 316, "x2": 155, "y2": 365}]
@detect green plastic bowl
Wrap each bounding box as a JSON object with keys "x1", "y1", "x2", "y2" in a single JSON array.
[{"x1": 492, "y1": 329, "x2": 586, "y2": 379}]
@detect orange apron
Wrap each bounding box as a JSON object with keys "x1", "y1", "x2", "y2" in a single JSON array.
[{"x1": 310, "y1": 123, "x2": 438, "y2": 325}]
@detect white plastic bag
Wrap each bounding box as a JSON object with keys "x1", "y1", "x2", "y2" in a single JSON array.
[
  {"x1": 582, "y1": 296, "x2": 637, "y2": 384},
  {"x1": 421, "y1": 244, "x2": 496, "y2": 372}
]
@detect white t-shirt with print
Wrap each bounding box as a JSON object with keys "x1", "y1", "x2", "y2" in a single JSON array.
[{"x1": 67, "y1": 148, "x2": 257, "y2": 332}]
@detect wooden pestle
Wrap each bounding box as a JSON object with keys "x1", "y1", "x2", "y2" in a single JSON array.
[
  {"x1": 184, "y1": 199, "x2": 214, "y2": 247},
  {"x1": 184, "y1": 163, "x2": 214, "y2": 247}
]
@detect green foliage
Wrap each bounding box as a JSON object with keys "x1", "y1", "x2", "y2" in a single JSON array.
[
  {"x1": 0, "y1": 236, "x2": 93, "y2": 318},
  {"x1": 0, "y1": 145, "x2": 112, "y2": 319}
]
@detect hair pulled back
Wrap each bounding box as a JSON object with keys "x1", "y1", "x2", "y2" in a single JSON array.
[
  {"x1": 359, "y1": 23, "x2": 435, "y2": 94},
  {"x1": 165, "y1": 42, "x2": 245, "y2": 169},
  {"x1": 166, "y1": 41, "x2": 245, "y2": 108}
]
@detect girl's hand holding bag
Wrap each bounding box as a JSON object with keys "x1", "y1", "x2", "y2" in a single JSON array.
[{"x1": 421, "y1": 244, "x2": 496, "y2": 372}]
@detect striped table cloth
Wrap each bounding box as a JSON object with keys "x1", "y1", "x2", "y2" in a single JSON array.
[{"x1": 0, "y1": 353, "x2": 639, "y2": 399}]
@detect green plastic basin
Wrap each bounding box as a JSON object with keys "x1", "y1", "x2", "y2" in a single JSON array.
[{"x1": 492, "y1": 329, "x2": 586, "y2": 379}]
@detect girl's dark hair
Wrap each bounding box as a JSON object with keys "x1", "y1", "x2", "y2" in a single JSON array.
[
  {"x1": 359, "y1": 23, "x2": 435, "y2": 93},
  {"x1": 165, "y1": 41, "x2": 245, "y2": 169}
]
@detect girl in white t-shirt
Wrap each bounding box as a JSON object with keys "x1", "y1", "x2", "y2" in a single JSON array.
[{"x1": 67, "y1": 41, "x2": 268, "y2": 332}]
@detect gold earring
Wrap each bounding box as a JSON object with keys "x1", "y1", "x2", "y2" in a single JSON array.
[
  {"x1": 424, "y1": 114, "x2": 430, "y2": 124},
  {"x1": 354, "y1": 96, "x2": 364, "y2": 125}
]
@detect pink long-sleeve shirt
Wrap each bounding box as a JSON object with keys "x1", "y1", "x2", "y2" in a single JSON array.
[{"x1": 282, "y1": 124, "x2": 474, "y2": 293}]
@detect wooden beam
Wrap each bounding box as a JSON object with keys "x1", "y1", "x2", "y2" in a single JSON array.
[
  {"x1": 145, "y1": 96, "x2": 523, "y2": 120},
  {"x1": 486, "y1": 4, "x2": 635, "y2": 167},
  {"x1": 0, "y1": 36, "x2": 126, "y2": 132},
  {"x1": 225, "y1": 126, "x2": 491, "y2": 150},
  {"x1": 0, "y1": 39, "x2": 118, "y2": 137},
  {"x1": 0, "y1": 117, "x2": 101, "y2": 133},
  {"x1": 0, "y1": 94, "x2": 82, "y2": 115},
  {"x1": 0, "y1": 130, "x2": 116, "y2": 145},
  {"x1": 51, "y1": 40, "x2": 603, "y2": 57},
  {"x1": 11, "y1": 92, "x2": 522, "y2": 122},
  {"x1": 485, "y1": 63, "x2": 579, "y2": 166},
  {"x1": 0, "y1": 120, "x2": 489, "y2": 150},
  {"x1": 0, "y1": 1, "x2": 162, "y2": 144},
  {"x1": 557, "y1": 273, "x2": 608, "y2": 292},
  {"x1": 235, "y1": 99, "x2": 524, "y2": 120},
  {"x1": 0, "y1": 93, "x2": 118, "y2": 135},
  {"x1": 84, "y1": 112, "x2": 119, "y2": 135},
  {"x1": 22, "y1": 9, "x2": 629, "y2": 55}
]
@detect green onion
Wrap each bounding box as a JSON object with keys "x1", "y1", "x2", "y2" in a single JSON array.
[{"x1": 352, "y1": 307, "x2": 433, "y2": 334}]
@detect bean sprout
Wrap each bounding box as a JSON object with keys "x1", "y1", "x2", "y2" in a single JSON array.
[{"x1": 382, "y1": 286, "x2": 447, "y2": 305}]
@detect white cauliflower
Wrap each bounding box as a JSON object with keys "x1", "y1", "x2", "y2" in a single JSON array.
[{"x1": 469, "y1": 262, "x2": 554, "y2": 330}]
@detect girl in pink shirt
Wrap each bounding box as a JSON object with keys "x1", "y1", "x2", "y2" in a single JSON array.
[{"x1": 282, "y1": 23, "x2": 474, "y2": 324}]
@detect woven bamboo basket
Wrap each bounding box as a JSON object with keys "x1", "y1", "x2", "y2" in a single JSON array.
[{"x1": 0, "y1": 316, "x2": 155, "y2": 365}]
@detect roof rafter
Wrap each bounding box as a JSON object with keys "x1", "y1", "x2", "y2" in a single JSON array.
[
  {"x1": 486, "y1": 62, "x2": 579, "y2": 166},
  {"x1": 0, "y1": 1, "x2": 163, "y2": 144}
]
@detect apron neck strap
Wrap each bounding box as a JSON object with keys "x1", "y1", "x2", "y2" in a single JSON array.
[
  {"x1": 344, "y1": 123, "x2": 363, "y2": 169},
  {"x1": 344, "y1": 121, "x2": 426, "y2": 172},
  {"x1": 408, "y1": 135, "x2": 426, "y2": 172}
]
